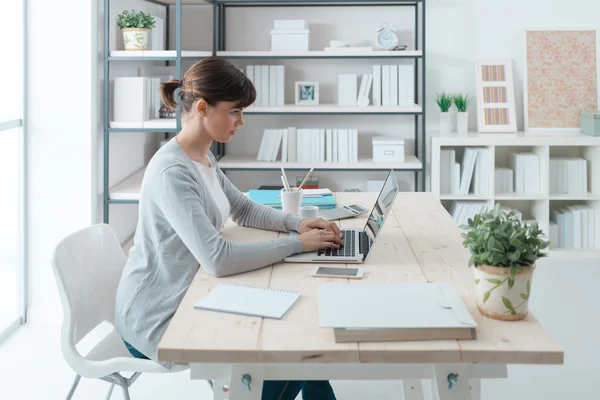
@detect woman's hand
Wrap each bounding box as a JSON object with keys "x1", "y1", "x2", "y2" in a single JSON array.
[
  {"x1": 297, "y1": 218, "x2": 342, "y2": 237},
  {"x1": 297, "y1": 228, "x2": 344, "y2": 253}
]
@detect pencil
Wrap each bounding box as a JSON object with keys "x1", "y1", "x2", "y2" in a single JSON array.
[
  {"x1": 297, "y1": 168, "x2": 314, "y2": 190},
  {"x1": 280, "y1": 167, "x2": 291, "y2": 191}
]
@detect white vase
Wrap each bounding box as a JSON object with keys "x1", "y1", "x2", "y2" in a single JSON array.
[
  {"x1": 122, "y1": 28, "x2": 149, "y2": 51},
  {"x1": 456, "y1": 111, "x2": 468, "y2": 134},
  {"x1": 440, "y1": 112, "x2": 451, "y2": 135},
  {"x1": 473, "y1": 264, "x2": 535, "y2": 321}
]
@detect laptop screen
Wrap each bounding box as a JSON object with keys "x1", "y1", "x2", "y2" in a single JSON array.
[{"x1": 362, "y1": 170, "x2": 399, "y2": 242}]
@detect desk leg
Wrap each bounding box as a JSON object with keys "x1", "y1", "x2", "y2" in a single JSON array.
[
  {"x1": 226, "y1": 365, "x2": 265, "y2": 400},
  {"x1": 432, "y1": 364, "x2": 473, "y2": 400}
]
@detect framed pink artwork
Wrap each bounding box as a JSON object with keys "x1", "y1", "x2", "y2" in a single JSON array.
[
  {"x1": 474, "y1": 58, "x2": 518, "y2": 133},
  {"x1": 524, "y1": 28, "x2": 600, "y2": 131}
]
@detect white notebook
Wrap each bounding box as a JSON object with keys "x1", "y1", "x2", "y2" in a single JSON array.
[{"x1": 194, "y1": 283, "x2": 301, "y2": 319}]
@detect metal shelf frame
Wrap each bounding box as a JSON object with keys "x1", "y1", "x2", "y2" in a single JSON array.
[{"x1": 102, "y1": 0, "x2": 426, "y2": 223}]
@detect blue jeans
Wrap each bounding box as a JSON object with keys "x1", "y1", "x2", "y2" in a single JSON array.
[{"x1": 123, "y1": 340, "x2": 336, "y2": 400}]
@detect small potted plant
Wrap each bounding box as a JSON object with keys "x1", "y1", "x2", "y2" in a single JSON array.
[
  {"x1": 453, "y1": 93, "x2": 470, "y2": 134},
  {"x1": 117, "y1": 10, "x2": 156, "y2": 51},
  {"x1": 461, "y1": 204, "x2": 550, "y2": 321},
  {"x1": 435, "y1": 92, "x2": 452, "y2": 135}
]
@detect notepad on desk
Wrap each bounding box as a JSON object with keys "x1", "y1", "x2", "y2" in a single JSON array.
[
  {"x1": 248, "y1": 189, "x2": 337, "y2": 209},
  {"x1": 318, "y1": 282, "x2": 477, "y2": 342},
  {"x1": 194, "y1": 283, "x2": 301, "y2": 319}
]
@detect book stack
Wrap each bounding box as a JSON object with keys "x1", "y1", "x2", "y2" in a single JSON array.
[
  {"x1": 549, "y1": 157, "x2": 588, "y2": 195},
  {"x1": 256, "y1": 127, "x2": 358, "y2": 163},
  {"x1": 550, "y1": 205, "x2": 595, "y2": 249},
  {"x1": 439, "y1": 147, "x2": 490, "y2": 196},
  {"x1": 510, "y1": 152, "x2": 540, "y2": 194},
  {"x1": 495, "y1": 167, "x2": 514, "y2": 193},
  {"x1": 245, "y1": 65, "x2": 285, "y2": 107},
  {"x1": 248, "y1": 189, "x2": 337, "y2": 210},
  {"x1": 372, "y1": 64, "x2": 415, "y2": 106}
]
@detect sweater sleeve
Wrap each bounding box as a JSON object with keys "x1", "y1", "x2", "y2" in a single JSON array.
[
  {"x1": 157, "y1": 165, "x2": 303, "y2": 277},
  {"x1": 214, "y1": 160, "x2": 304, "y2": 232}
]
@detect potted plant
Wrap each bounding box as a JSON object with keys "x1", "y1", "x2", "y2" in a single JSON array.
[
  {"x1": 435, "y1": 92, "x2": 452, "y2": 135},
  {"x1": 461, "y1": 204, "x2": 550, "y2": 321},
  {"x1": 117, "y1": 10, "x2": 156, "y2": 51},
  {"x1": 453, "y1": 93, "x2": 469, "y2": 134}
]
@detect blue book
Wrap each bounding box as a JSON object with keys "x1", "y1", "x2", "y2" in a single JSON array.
[{"x1": 248, "y1": 190, "x2": 337, "y2": 209}]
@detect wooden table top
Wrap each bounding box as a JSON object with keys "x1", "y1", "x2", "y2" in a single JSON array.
[{"x1": 157, "y1": 192, "x2": 564, "y2": 365}]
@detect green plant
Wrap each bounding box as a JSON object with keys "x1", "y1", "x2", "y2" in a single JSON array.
[
  {"x1": 452, "y1": 93, "x2": 469, "y2": 112},
  {"x1": 461, "y1": 204, "x2": 550, "y2": 276},
  {"x1": 117, "y1": 10, "x2": 156, "y2": 29},
  {"x1": 435, "y1": 92, "x2": 452, "y2": 112}
]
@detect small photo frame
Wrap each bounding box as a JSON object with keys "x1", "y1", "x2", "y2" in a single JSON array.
[
  {"x1": 473, "y1": 58, "x2": 517, "y2": 133},
  {"x1": 295, "y1": 81, "x2": 319, "y2": 105}
]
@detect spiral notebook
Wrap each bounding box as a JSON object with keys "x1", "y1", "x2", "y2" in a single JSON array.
[{"x1": 193, "y1": 283, "x2": 301, "y2": 319}]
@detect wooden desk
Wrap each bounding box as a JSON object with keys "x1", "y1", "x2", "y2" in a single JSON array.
[{"x1": 158, "y1": 192, "x2": 563, "y2": 400}]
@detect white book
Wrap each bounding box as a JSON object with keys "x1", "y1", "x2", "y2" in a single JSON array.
[
  {"x1": 281, "y1": 128, "x2": 288, "y2": 162},
  {"x1": 195, "y1": 283, "x2": 300, "y2": 320},
  {"x1": 319, "y1": 283, "x2": 477, "y2": 342},
  {"x1": 254, "y1": 66, "x2": 263, "y2": 106},
  {"x1": 287, "y1": 127, "x2": 297, "y2": 162},
  {"x1": 114, "y1": 77, "x2": 147, "y2": 122},
  {"x1": 332, "y1": 129, "x2": 338, "y2": 162},
  {"x1": 357, "y1": 74, "x2": 368, "y2": 105},
  {"x1": 257, "y1": 130, "x2": 267, "y2": 161},
  {"x1": 372, "y1": 65, "x2": 381, "y2": 106},
  {"x1": 566, "y1": 206, "x2": 581, "y2": 248},
  {"x1": 269, "y1": 66, "x2": 278, "y2": 106},
  {"x1": 452, "y1": 161, "x2": 460, "y2": 195},
  {"x1": 326, "y1": 129, "x2": 333, "y2": 162},
  {"x1": 277, "y1": 66, "x2": 285, "y2": 106},
  {"x1": 459, "y1": 148, "x2": 477, "y2": 195},
  {"x1": 381, "y1": 65, "x2": 391, "y2": 106},
  {"x1": 261, "y1": 66, "x2": 269, "y2": 107},
  {"x1": 390, "y1": 65, "x2": 398, "y2": 106},
  {"x1": 398, "y1": 64, "x2": 414, "y2": 105}
]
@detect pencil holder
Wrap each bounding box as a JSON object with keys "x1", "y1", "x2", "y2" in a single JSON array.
[{"x1": 281, "y1": 188, "x2": 303, "y2": 216}]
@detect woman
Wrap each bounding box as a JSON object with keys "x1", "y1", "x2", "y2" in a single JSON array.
[{"x1": 114, "y1": 57, "x2": 341, "y2": 400}]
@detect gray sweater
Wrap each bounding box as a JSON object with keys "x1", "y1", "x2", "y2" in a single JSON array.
[{"x1": 115, "y1": 138, "x2": 304, "y2": 367}]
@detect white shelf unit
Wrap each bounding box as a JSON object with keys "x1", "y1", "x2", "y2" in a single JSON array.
[{"x1": 430, "y1": 131, "x2": 600, "y2": 259}]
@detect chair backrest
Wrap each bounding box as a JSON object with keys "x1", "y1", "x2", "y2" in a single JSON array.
[{"x1": 51, "y1": 223, "x2": 127, "y2": 347}]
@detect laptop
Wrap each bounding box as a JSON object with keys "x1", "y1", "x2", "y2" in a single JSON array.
[{"x1": 283, "y1": 170, "x2": 399, "y2": 263}]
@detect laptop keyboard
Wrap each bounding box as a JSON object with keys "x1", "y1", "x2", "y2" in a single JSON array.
[{"x1": 318, "y1": 229, "x2": 356, "y2": 257}]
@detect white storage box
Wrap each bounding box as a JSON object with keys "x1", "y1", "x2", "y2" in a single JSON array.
[
  {"x1": 372, "y1": 136, "x2": 405, "y2": 163},
  {"x1": 271, "y1": 29, "x2": 310, "y2": 52}
]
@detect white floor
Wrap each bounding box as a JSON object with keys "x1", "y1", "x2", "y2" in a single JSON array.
[{"x1": 0, "y1": 257, "x2": 598, "y2": 400}]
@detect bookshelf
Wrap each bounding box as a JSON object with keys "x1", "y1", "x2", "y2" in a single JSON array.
[
  {"x1": 430, "y1": 131, "x2": 600, "y2": 259},
  {"x1": 103, "y1": 0, "x2": 427, "y2": 224}
]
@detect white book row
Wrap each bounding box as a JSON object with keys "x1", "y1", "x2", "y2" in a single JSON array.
[
  {"x1": 440, "y1": 148, "x2": 490, "y2": 196},
  {"x1": 550, "y1": 205, "x2": 595, "y2": 248},
  {"x1": 372, "y1": 64, "x2": 414, "y2": 107},
  {"x1": 511, "y1": 152, "x2": 540, "y2": 194},
  {"x1": 256, "y1": 127, "x2": 358, "y2": 163},
  {"x1": 245, "y1": 65, "x2": 285, "y2": 107},
  {"x1": 113, "y1": 77, "x2": 168, "y2": 122},
  {"x1": 448, "y1": 201, "x2": 489, "y2": 226},
  {"x1": 550, "y1": 157, "x2": 588, "y2": 195},
  {"x1": 149, "y1": 15, "x2": 164, "y2": 51},
  {"x1": 495, "y1": 167, "x2": 514, "y2": 193}
]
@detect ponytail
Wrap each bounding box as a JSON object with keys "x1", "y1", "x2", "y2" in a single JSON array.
[{"x1": 160, "y1": 79, "x2": 181, "y2": 111}]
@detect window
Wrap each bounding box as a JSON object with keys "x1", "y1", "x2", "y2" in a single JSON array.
[{"x1": 0, "y1": 0, "x2": 26, "y2": 344}]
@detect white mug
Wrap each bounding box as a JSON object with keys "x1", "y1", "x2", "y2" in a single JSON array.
[
  {"x1": 300, "y1": 205, "x2": 319, "y2": 219},
  {"x1": 281, "y1": 188, "x2": 302, "y2": 216}
]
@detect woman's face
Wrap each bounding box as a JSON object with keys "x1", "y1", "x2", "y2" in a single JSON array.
[{"x1": 200, "y1": 100, "x2": 244, "y2": 143}]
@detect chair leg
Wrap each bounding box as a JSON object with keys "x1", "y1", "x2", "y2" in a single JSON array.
[
  {"x1": 105, "y1": 383, "x2": 115, "y2": 400},
  {"x1": 65, "y1": 374, "x2": 81, "y2": 400},
  {"x1": 121, "y1": 385, "x2": 131, "y2": 400}
]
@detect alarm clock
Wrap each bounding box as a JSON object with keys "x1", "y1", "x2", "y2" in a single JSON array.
[{"x1": 376, "y1": 22, "x2": 399, "y2": 50}]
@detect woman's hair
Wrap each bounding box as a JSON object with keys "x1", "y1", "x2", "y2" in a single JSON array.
[{"x1": 160, "y1": 56, "x2": 256, "y2": 113}]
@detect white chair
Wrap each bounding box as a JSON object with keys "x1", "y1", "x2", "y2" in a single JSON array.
[{"x1": 51, "y1": 223, "x2": 193, "y2": 400}]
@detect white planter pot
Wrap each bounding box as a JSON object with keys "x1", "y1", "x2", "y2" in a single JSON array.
[
  {"x1": 122, "y1": 28, "x2": 149, "y2": 51},
  {"x1": 473, "y1": 264, "x2": 535, "y2": 321},
  {"x1": 457, "y1": 111, "x2": 468, "y2": 134},
  {"x1": 440, "y1": 112, "x2": 451, "y2": 135}
]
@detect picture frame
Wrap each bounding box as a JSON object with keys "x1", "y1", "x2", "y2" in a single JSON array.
[
  {"x1": 522, "y1": 27, "x2": 600, "y2": 132},
  {"x1": 294, "y1": 81, "x2": 319, "y2": 105},
  {"x1": 473, "y1": 58, "x2": 518, "y2": 133}
]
